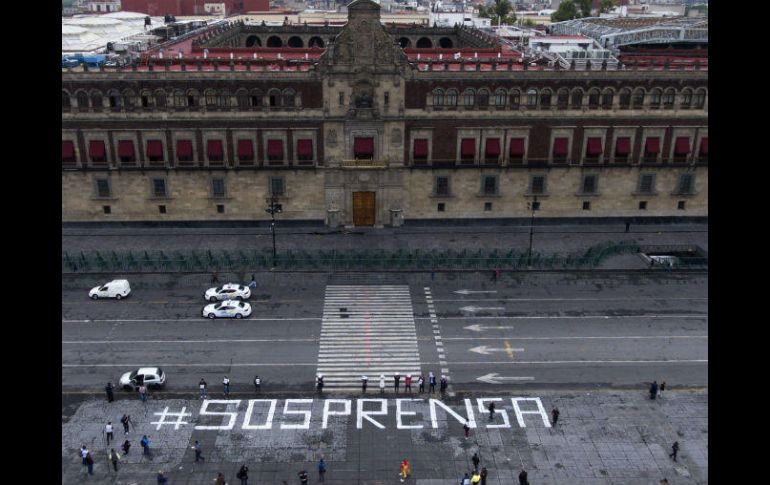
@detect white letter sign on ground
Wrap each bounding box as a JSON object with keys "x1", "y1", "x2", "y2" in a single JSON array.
[
  {"x1": 511, "y1": 398, "x2": 551, "y2": 428},
  {"x1": 322, "y1": 399, "x2": 352, "y2": 429},
  {"x1": 195, "y1": 400, "x2": 241, "y2": 430},
  {"x1": 429, "y1": 398, "x2": 477, "y2": 429},
  {"x1": 242, "y1": 399, "x2": 277, "y2": 430},
  {"x1": 281, "y1": 399, "x2": 313, "y2": 429},
  {"x1": 476, "y1": 398, "x2": 510, "y2": 429},
  {"x1": 357, "y1": 399, "x2": 387, "y2": 429},
  {"x1": 396, "y1": 399, "x2": 424, "y2": 429}
]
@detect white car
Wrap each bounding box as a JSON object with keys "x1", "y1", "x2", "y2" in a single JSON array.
[
  {"x1": 89, "y1": 279, "x2": 131, "y2": 300},
  {"x1": 119, "y1": 367, "x2": 166, "y2": 391},
  {"x1": 202, "y1": 300, "x2": 252, "y2": 319},
  {"x1": 204, "y1": 283, "x2": 251, "y2": 302}
]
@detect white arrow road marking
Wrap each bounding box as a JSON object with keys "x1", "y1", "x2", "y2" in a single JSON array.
[
  {"x1": 454, "y1": 290, "x2": 498, "y2": 295},
  {"x1": 476, "y1": 373, "x2": 535, "y2": 384},
  {"x1": 469, "y1": 345, "x2": 524, "y2": 355},
  {"x1": 464, "y1": 324, "x2": 516, "y2": 332},
  {"x1": 460, "y1": 306, "x2": 505, "y2": 312}
]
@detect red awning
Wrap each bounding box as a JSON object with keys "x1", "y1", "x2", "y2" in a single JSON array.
[
  {"x1": 460, "y1": 138, "x2": 476, "y2": 157},
  {"x1": 553, "y1": 138, "x2": 568, "y2": 156},
  {"x1": 586, "y1": 137, "x2": 603, "y2": 156},
  {"x1": 237, "y1": 139, "x2": 253, "y2": 159},
  {"x1": 207, "y1": 140, "x2": 223, "y2": 158},
  {"x1": 62, "y1": 141, "x2": 75, "y2": 160},
  {"x1": 267, "y1": 139, "x2": 284, "y2": 158},
  {"x1": 297, "y1": 139, "x2": 313, "y2": 157},
  {"x1": 699, "y1": 137, "x2": 708, "y2": 156},
  {"x1": 645, "y1": 137, "x2": 660, "y2": 154},
  {"x1": 509, "y1": 138, "x2": 525, "y2": 157},
  {"x1": 176, "y1": 140, "x2": 193, "y2": 158},
  {"x1": 354, "y1": 137, "x2": 374, "y2": 156},
  {"x1": 146, "y1": 140, "x2": 163, "y2": 158},
  {"x1": 615, "y1": 137, "x2": 631, "y2": 156},
  {"x1": 89, "y1": 140, "x2": 105, "y2": 159},
  {"x1": 485, "y1": 138, "x2": 500, "y2": 157},
  {"x1": 674, "y1": 137, "x2": 691, "y2": 155},
  {"x1": 413, "y1": 139, "x2": 428, "y2": 157},
  {"x1": 118, "y1": 140, "x2": 135, "y2": 158}
]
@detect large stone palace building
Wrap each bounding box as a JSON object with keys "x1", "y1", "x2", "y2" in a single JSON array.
[{"x1": 62, "y1": 0, "x2": 708, "y2": 227}]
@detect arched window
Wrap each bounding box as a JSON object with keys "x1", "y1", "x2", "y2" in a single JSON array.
[
  {"x1": 172, "y1": 90, "x2": 185, "y2": 107},
  {"x1": 76, "y1": 90, "x2": 89, "y2": 111},
  {"x1": 308, "y1": 36, "x2": 325, "y2": 48},
  {"x1": 632, "y1": 88, "x2": 645, "y2": 109},
  {"x1": 154, "y1": 89, "x2": 167, "y2": 108},
  {"x1": 282, "y1": 89, "x2": 296, "y2": 107},
  {"x1": 266, "y1": 36, "x2": 282, "y2": 47},
  {"x1": 186, "y1": 89, "x2": 199, "y2": 108},
  {"x1": 540, "y1": 89, "x2": 552, "y2": 108},
  {"x1": 439, "y1": 37, "x2": 453, "y2": 48},
  {"x1": 477, "y1": 89, "x2": 490, "y2": 108},
  {"x1": 526, "y1": 88, "x2": 537, "y2": 108},
  {"x1": 204, "y1": 89, "x2": 217, "y2": 107},
  {"x1": 416, "y1": 37, "x2": 432, "y2": 48},
  {"x1": 618, "y1": 88, "x2": 631, "y2": 109},
  {"x1": 587, "y1": 88, "x2": 600, "y2": 109},
  {"x1": 217, "y1": 89, "x2": 230, "y2": 108},
  {"x1": 662, "y1": 88, "x2": 675, "y2": 109},
  {"x1": 268, "y1": 89, "x2": 281, "y2": 107},
  {"x1": 90, "y1": 90, "x2": 103, "y2": 110},
  {"x1": 398, "y1": 37, "x2": 411, "y2": 48},
  {"x1": 649, "y1": 88, "x2": 662, "y2": 109},
  {"x1": 139, "y1": 89, "x2": 153, "y2": 108},
  {"x1": 107, "y1": 89, "x2": 121, "y2": 109},
  {"x1": 245, "y1": 35, "x2": 261, "y2": 47},
  {"x1": 122, "y1": 89, "x2": 135, "y2": 109},
  {"x1": 236, "y1": 89, "x2": 249, "y2": 109},
  {"x1": 446, "y1": 89, "x2": 458, "y2": 107},
  {"x1": 250, "y1": 89, "x2": 263, "y2": 107},
  {"x1": 693, "y1": 88, "x2": 706, "y2": 108},
  {"x1": 287, "y1": 36, "x2": 303, "y2": 48},
  {"x1": 509, "y1": 89, "x2": 520, "y2": 109},
  {"x1": 571, "y1": 89, "x2": 583, "y2": 109},
  {"x1": 62, "y1": 90, "x2": 71, "y2": 110},
  {"x1": 463, "y1": 89, "x2": 475, "y2": 107},
  {"x1": 432, "y1": 88, "x2": 445, "y2": 107},
  {"x1": 495, "y1": 89, "x2": 507, "y2": 107},
  {"x1": 680, "y1": 88, "x2": 693, "y2": 109},
  {"x1": 557, "y1": 89, "x2": 569, "y2": 109},
  {"x1": 601, "y1": 89, "x2": 614, "y2": 109}
]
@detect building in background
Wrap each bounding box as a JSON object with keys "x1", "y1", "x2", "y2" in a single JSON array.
[{"x1": 118, "y1": 0, "x2": 269, "y2": 16}]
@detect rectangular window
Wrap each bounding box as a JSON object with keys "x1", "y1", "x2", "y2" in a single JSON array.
[
  {"x1": 673, "y1": 137, "x2": 690, "y2": 163},
  {"x1": 267, "y1": 139, "x2": 284, "y2": 162},
  {"x1": 585, "y1": 137, "x2": 603, "y2": 163},
  {"x1": 531, "y1": 201, "x2": 540, "y2": 211},
  {"x1": 677, "y1": 174, "x2": 694, "y2": 194},
  {"x1": 62, "y1": 140, "x2": 76, "y2": 165},
  {"x1": 89, "y1": 140, "x2": 107, "y2": 164},
  {"x1": 217, "y1": 204, "x2": 225, "y2": 213},
  {"x1": 384, "y1": 92, "x2": 390, "y2": 108},
  {"x1": 353, "y1": 137, "x2": 374, "y2": 160},
  {"x1": 146, "y1": 140, "x2": 164, "y2": 163},
  {"x1": 639, "y1": 201, "x2": 647, "y2": 210},
  {"x1": 96, "y1": 179, "x2": 111, "y2": 198},
  {"x1": 530, "y1": 175, "x2": 545, "y2": 195},
  {"x1": 339, "y1": 92, "x2": 345, "y2": 106},
  {"x1": 103, "y1": 205, "x2": 111, "y2": 214},
  {"x1": 484, "y1": 138, "x2": 500, "y2": 163},
  {"x1": 207, "y1": 140, "x2": 224, "y2": 163},
  {"x1": 435, "y1": 176, "x2": 450, "y2": 196},
  {"x1": 297, "y1": 139, "x2": 314, "y2": 162},
  {"x1": 151, "y1": 178, "x2": 167, "y2": 198},
  {"x1": 437, "y1": 202, "x2": 445, "y2": 212},
  {"x1": 644, "y1": 137, "x2": 660, "y2": 163},
  {"x1": 552, "y1": 137, "x2": 568, "y2": 163},
  {"x1": 237, "y1": 139, "x2": 254, "y2": 163},
  {"x1": 639, "y1": 174, "x2": 655, "y2": 194},
  {"x1": 158, "y1": 204, "x2": 167, "y2": 214},
  {"x1": 269, "y1": 177, "x2": 285, "y2": 197},
  {"x1": 484, "y1": 202, "x2": 492, "y2": 211},
  {"x1": 460, "y1": 138, "x2": 476, "y2": 162},
  {"x1": 413, "y1": 138, "x2": 429, "y2": 164},
  {"x1": 482, "y1": 176, "x2": 497, "y2": 196},
  {"x1": 117, "y1": 140, "x2": 135, "y2": 164},
  {"x1": 211, "y1": 178, "x2": 226, "y2": 198},
  {"x1": 678, "y1": 200, "x2": 686, "y2": 210},
  {"x1": 582, "y1": 175, "x2": 597, "y2": 194},
  {"x1": 614, "y1": 137, "x2": 631, "y2": 161},
  {"x1": 509, "y1": 138, "x2": 525, "y2": 164},
  {"x1": 176, "y1": 140, "x2": 193, "y2": 163},
  {"x1": 582, "y1": 201, "x2": 591, "y2": 210}
]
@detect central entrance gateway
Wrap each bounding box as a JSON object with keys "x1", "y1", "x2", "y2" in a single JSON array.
[{"x1": 352, "y1": 191, "x2": 376, "y2": 226}]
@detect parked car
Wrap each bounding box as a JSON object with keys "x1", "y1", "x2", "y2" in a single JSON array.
[
  {"x1": 119, "y1": 367, "x2": 166, "y2": 391},
  {"x1": 89, "y1": 279, "x2": 131, "y2": 300},
  {"x1": 204, "y1": 283, "x2": 251, "y2": 302},
  {"x1": 202, "y1": 300, "x2": 252, "y2": 319}
]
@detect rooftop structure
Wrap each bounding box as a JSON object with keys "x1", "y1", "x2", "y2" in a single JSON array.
[{"x1": 549, "y1": 15, "x2": 708, "y2": 49}]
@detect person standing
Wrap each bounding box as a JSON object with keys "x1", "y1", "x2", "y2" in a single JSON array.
[
  {"x1": 361, "y1": 375, "x2": 368, "y2": 393},
  {"x1": 104, "y1": 421, "x2": 114, "y2": 445},
  {"x1": 471, "y1": 452, "x2": 480, "y2": 471},
  {"x1": 199, "y1": 378, "x2": 207, "y2": 399},
  {"x1": 85, "y1": 451, "x2": 94, "y2": 475},
  {"x1": 223, "y1": 376, "x2": 230, "y2": 398},
  {"x1": 316, "y1": 374, "x2": 324, "y2": 393},
  {"x1": 121, "y1": 440, "x2": 131, "y2": 455},
  {"x1": 552, "y1": 407, "x2": 560, "y2": 427},
  {"x1": 440, "y1": 375, "x2": 448, "y2": 394},
  {"x1": 254, "y1": 375, "x2": 261, "y2": 394},
  {"x1": 650, "y1": 380, "x2": 659, "y2": 400},
  {"x1": 193, "y1": 440, "x2": 204, "y2": 462},
  {"x1": 659, "y1": 381, "x2": 666, "y2": 398},
  {"x1": 471, "y1": 470, "x2": 481, "y2": 484},
  {"x1": 248, "y1": 274, "x2": 257, "y2": 289},
  {"x1": 488, "y1": 402, "x2": 495, "y2": 421},
  {"x1": 429, "y1": 372, "x2": 436, "y2": 393},
  {"x1": 405, "y1": 374, "x2": 412, "y2": 393},
  {"x1": 215, "y1": 472, "x2": 226, "y2": 485},
  {"x1": 236, "y1": 464, "x2": 249, "y2": 485},
  {"x1": 138, "y1": 384, "x2": 147, "y2": 403},
  {"x1": 298, "y1": 470, "x2": 309, "y2": 485},
  {"x1": 80, "y1": 446, "x2": 89, "y2": 468},
  {"x1": 318, "y1": 458, "x2": 326, "y2": 482},
  {"x1": 211, "y1": 272, "x2": 219, "y2": 284},
  {"x1": 157, "y1": 470, "x2": 168, "y2": 485},
  {"x1": 105, "y1": 382, "x2": 114, "y2": 402},
  {"x1": 399, "y1": 459, "x2": 410, "y2": 482},
  {"x1": 379, "y1": 374, "x2": 385, "y2": 394},
  {"x1": 121, "y1": 414, "x2": 132, "y2": 435},
  {"x1": 669, "y1": 441, "x2": 679, "y2": 462},
  {"x1": 518, "y1": 469, "x2": 529, "y2": 485},
  {"x1": 480, "y1": 467, "x2": 488, "y2": 485},
  {"x1": 463, "y1": 421, "x2": 470, "y2": 440},
  {"x1": 108, "y1": 449, "x2": 120, "y2": 472},
  {"x1": 461, "y1": 472, "x2": 471, "y2": 485},
  {"x1": 418, "y1": 375, "x2": 425, "y2": 393},
  {"x1": 394, "y1": 372, "x2": 400, "y2": 393},
  {"x1": 141, "y1": 435, "x2": 150, "y2": 457}
]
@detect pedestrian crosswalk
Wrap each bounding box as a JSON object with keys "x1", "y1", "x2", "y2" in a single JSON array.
[{"x1": 316, "y1": 285, "x2": 421, "y2": 391}]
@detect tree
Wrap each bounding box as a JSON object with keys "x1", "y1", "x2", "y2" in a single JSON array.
[
  {"x1": 575, "y1": 0, "x2": 594, "y2": 17},
  {"x1": 551, "y1": 0, "x2": 580, "y2": 22},
  {"x1": 600, "y1": 0, "x2": 619, "y2": 13},
  {"x1": 478, "y1": 0, "x2": 517, "y2": 26}
]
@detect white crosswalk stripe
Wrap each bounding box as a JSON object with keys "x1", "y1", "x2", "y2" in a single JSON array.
[{"x1": 316, "y1": 285, "x2": 421, "y2": 390}]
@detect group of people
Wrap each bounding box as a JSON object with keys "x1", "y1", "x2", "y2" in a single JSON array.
[
  {"x1": 649, "y1": 380, "x2": 667, "y2": 400},
  {"x1": 197, "y1": 375, "x2": 263, "y2": 398},
  {"x1": 315, "y1": 372, "x2": 449, "y2": 394},
  {"x1": 79, "y1": 414, "x2": 149, "y2": 476}
]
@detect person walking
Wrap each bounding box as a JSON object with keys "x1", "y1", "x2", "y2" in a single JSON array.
[
  {"x1": 471, "y1": 452, "x2": 480, "y2": 471},
  {"x1": 298, "y1": 469, "x2": 309, "y2": 485},
  {"x1": 650, "y1": 380, "x2": 659, "y2": 400},
  {"x1": 361, "y1": 375, "x2": 368, "y2": 393},
  {"x1": 223, "y1": 376, "x2": 231, "y2": 398},
  {"x1": 429, "y1": 372, "x2": 436, "y2": 393},
  {"x1": 418, "y1": 375, "x2": 425, "y2": 393},
  {"x1": 440, "y1": 375, "x2": 448, "y2": 394},
  {"x1": 394, "y1": 372, "x2": 400, "y2": 393},
  {"x1": 552, "y1": 407, "x2": 560, "y2": 427},
  {"x1": 199, "y1": 378, "x2": 208, "y2": 399},
  {"x1": 379, "y1": 374, "x2": 385, "y2": 394},
  {"x1": 108, "y1": 449, "x2": 120, "y2": 472},
  {"x1": 318, "y1": 457, "x2": 326, "y2": 482},
  {"x1": 253, "y1": 375, "x2": 261, "y2": 394},
  {"x1": 214, "y1": 472, "x2": 226, "y2": 485},
  {"x1": 488, "y1": 402, "x2": 495, "y2": 421},
  {"x1": 248, "y1": 274, "x2": 257, "y2": 289},
  {"x1": 405, "y1": 374, "x2": 412, "y2": 393},
  {"x1": 104, "y1": 421, "x2": 114, "y2": 445},
  {"x1": 471, "y1": 470, "x2": 481, "y2": 484},
  {"x1": 141, "y1": 435, "x2": 150, "y2": 457},
  {"x1": 316, "y1": 374, "x2": 324, "y2": 393},
  {"x1": 461, "y1": 472, "x2": 471, "y2": 485},
  {"x1": 105, "y1": 382, "x2": 114, "y2": 402},
  {"x1": 80, "y1": 446, "x2": 89, "y2": 468},
  {"x1": 399, "y1": 459, "x2": 410, "y2": 482},
  {"x1": 193, "y1": 440, "x2": 204, "y2": 462},
  {"x1": 85, "y1": 451, "x2": 94, "y2": 475},
  {"x1": 659, "y1": 381, "x2": 666, "y2": 398},
  {"x1": 480, "y1": 467, "x2": 488, "y2": 485},
  {"x1": 518, "y1": 469, "x2": 529, "y2": 485},
  {"x1": 463, "y1": 420, "x2": 470, "y2": 440},
  {"x1": 211, "y1": 272, "x2": 219, "y2": 284},
  {"x1": 121, "y1": 440, "x2": 131, "y2": 456},
  {"x1": 669, "y1": 441, "x2": 679, "y2": 462},
  {"x1": 157, "y1": 470, "x2": 168, "y2": 485},
  {"x1": 138, "y1": 384, "x2": 147, "y2": 402},
  {"x1": 236, "y1": 464, "x2": 249, "y2": 485},
  {"x1": 121, "y1": 414, "x2": 132, "y2": 434}
]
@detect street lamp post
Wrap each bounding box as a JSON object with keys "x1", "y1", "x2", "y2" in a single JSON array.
[
  {"x1": 265, "y1": 196, "x2": 282, "y2": 265},
  {"x1": 527, "y1": 196, "x2": 538, "y2": 266}
]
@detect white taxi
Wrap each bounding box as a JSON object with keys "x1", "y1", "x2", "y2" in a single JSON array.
[
  {"x1": 202, "y1": 300, "x2": 252, "y2": 319},
  {"x1": 203, "y1": 283, "x2": 251, "y2": 302},
  {"x1": 118, "y1": 367, "x2": 166, "y2": 391}
]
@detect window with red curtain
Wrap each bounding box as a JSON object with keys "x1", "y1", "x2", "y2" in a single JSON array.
[
  {"x1": 615, "y1": 137, "x2": 631, "y2": 158},
  {"x1": 354, "y1": 137, "x2": 374, "y2": 159},
  {"x1": 297, "y1": 139, "x2": 313, "y2": 161},
  {"x1": 89, "y1": 140, "x2": 106, "y2": 164},
  {"x1": 413, "y1": 139, "x2": 428, "y2": 162},
  {"x1": 674, "y1": 137, "x2": 691, "y2": 156},
  {"x1": 509, "y1": 138, "x2": 525, "y2": 163},
  {"x1": 267, "y1": 139, "x2": 284, "y2": 161},
  {"x1": 699, "y1": 137, "x2": 708, "y2": 161},
  {"x1": 586, "y1": 137, "x2": 603, "y2": 157},
  {"x1": 484, "y1": 138, "x2": 500, "y2": 162},
  {"x1": 644, "y1": 137, "x2": 660, "y2": 162},
  {"x1": 207, "y1": 140, "x2": 224, "y2": 163},
  {"x1": 460, "y1": 138, "x2": 475, "y2": 161},
  {"x1": 237, "y1": 139, "x2": 254, "y2": 163},
  {"x1": 118, "y1": 140, "x2": 135, "y2": 164},
  {"x1": 553, "y1": 137, "x2": 568, "y2": 162},
  {"x1": 62, "y1": 141, "x2": 76, "y2": 165},
  {"x1": 146, "y1": 140, "x2": 164, "y2": 162},
  {"x1": 175, "y1": 140, "x2": 192, "y2": 164}
]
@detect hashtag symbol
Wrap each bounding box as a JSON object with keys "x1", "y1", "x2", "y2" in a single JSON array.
[{"x1": 151, "y1": 406, "x2": 191, "y2": 430}]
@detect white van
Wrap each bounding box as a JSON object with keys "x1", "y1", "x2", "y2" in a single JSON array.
[{"x1": 89, "y1": 279, "x2": 131, "y2": 300}]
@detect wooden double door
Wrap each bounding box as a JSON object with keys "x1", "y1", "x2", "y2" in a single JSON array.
[{"x1": 352, "y1": 191, "x2": 376, "y2": 226}]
